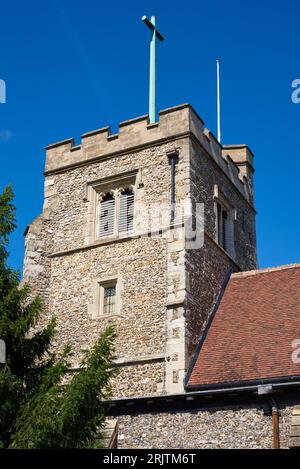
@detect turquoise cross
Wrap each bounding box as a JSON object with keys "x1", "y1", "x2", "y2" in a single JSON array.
[{"x1": 142, "y1": 16, "x2": 165, "y2": 124}]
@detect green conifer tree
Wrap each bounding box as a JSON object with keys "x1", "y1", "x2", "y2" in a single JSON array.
[{"x1": 0, "y1": 186, "x2": 117, "y2": 448}]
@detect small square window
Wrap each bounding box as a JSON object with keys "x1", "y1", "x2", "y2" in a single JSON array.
[
  {"x1": 103, "y1": 285, "x2": 116, "y2": 315},
  {"x1": 98, "y1": 280, "x2": 118, "y2": 317},
  {"x1": 88, "y1": 278, "x2": 120, "y2": 319}
]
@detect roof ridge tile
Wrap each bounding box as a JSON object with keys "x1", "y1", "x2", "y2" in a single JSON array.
[{"x1": 231, "y1": 263, "x2": 300, "y2": 279}]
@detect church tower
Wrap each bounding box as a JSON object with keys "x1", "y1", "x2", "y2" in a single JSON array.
[{"x1": 23, "y1": 103, "x2": 257, "y2": 396}]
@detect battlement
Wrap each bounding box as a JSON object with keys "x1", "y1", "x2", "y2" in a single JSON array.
[
  {"x1": 45, "y1": 103, "x2": 254, "y2": 205},
  {"x1": 45, "y1": 104, "x2": 198, "y2": 172}
]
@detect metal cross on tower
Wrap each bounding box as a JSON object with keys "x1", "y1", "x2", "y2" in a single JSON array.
[{"x1": 142, "y1": 15, "x2": 165, "y2": 124}]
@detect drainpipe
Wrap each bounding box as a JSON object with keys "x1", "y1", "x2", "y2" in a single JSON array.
[
  {"x1": 271, "y1": 398, "x2": 280, "y2": 449},
  {"x1": 258, "y1": 386, "x2": 280, "y2": 449},
  {"x1": 167, "y1": 150, "x2": 179, "y2": 224}
]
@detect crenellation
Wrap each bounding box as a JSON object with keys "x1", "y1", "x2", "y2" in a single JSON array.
[
  {"x1": 45, "y1": 137, "x2": 75, "y2": 151},
  {"x1": 81, "y1": 126, "x2": 110, "y2": 139},
  {"x1": 43, "y1": 104, "x2": 254, "y2": 207}
]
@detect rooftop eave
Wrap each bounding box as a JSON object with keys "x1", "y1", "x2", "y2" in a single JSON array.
[
  {"x1": 185, "y1": 374, "x2": 300, "y2": 394},
  {"x1": 104, "y1": 375, "x2": 300, "y2": 415}
]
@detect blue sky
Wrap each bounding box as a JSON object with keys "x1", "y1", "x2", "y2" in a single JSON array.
[{"x1": 0, "y1": 0, "x2": 299, "y2": 271}]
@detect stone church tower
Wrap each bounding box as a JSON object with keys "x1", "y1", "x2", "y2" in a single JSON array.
[{"x1": 23, "y1": 103, "x2": 257, "y2": 398}]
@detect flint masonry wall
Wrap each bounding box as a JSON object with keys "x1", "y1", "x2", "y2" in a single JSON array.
[
  {"x1": 184, "y1": 132, "x2": 257, "y2": 365},
  {"x1": 24, "y1": 105, "x2": 192, "y2": 397},
  {"x1": 25, "y1": 141, "x2": 189, "y2": 397},
  {"x1": 23, "y1": 103, "x2": 256, "y2": 397},
  {"x1": 117, "y1": 404, "x2": 294, "y2": 449}
]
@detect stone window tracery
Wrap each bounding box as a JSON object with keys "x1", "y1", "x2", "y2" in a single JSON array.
[
  {"x1": 85, "y1": 171, "x2": 139, "y2": 246},
  {"x1": 98, "y1": 185, "x2": 135, "y2": 239},
  {"x1": 99, "y1": 192, "x2": 115, "y2": 237}
]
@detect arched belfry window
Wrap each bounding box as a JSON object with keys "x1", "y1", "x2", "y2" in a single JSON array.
[
  {"x1": 119, "y1": 188, "x2": 134, "y2": 235},
  {"x1": 98, "y1": 186, "x2": 135, "y2": 239},
  {"x1": 85, "y1": 170, "x2": 139, "y2": 246},
  {"x1": 99, "y1": 192, "x2": 115, "y2": 237}
]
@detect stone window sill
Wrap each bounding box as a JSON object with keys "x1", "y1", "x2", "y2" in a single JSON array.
[
  {"x1": 94, "y1": 233, "x2": 133, "y2": 245},
  {"x1": 50, "y1": 223, "x2": 186, "y2": 258},
  {"x1": 93, "y1": 313, "x2": 123, "y2": 320}
]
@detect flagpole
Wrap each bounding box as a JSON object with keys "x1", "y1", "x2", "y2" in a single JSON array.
[{"x1": 217, "y1": 59, "x2": 221, "y2": 143}]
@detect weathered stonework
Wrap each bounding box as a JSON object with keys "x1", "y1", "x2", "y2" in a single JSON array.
[
  {"x1": 184, "y1": 137, "x2": 257, "y2": 364},
  {"x1": 23, "y1": 103, "x2": 257, "y2": 399},
  {"x1": 116, "y1": 404, "x2": 296, "y2": 449},
  {"x1": 117, "y1": 407, "x2": 273, "y2": 449}
]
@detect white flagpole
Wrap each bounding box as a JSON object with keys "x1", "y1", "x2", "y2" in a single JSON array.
[{"x1": 217, "y1": 59, "x2": 221, "y2": 143}]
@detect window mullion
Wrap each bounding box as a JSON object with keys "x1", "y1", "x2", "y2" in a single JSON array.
[{"x1": 114, "y1": 189, "x2": 121, "y2": 237}]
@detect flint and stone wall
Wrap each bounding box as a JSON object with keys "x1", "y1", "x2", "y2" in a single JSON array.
[
  {"x1": 184, "y1": 138, "x2": 257, "y2": 363},
  {"x1": 23, "y1": 104, "x2": 257, "y2": 398},
  {"x1": 117, "y1": 405, "x2": 294, "y2": 449},
  {"x1": 24, "y1": 139, "x2": 187, "y2": 397}
]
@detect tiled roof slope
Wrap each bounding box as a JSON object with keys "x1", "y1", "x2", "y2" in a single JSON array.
[{"x1": 188, "y1": 264, "x2": 300, "y2": 388}]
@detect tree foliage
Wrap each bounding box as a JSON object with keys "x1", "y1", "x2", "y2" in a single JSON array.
[{"x1": 0, "y1": 186, "x2": 117, "y2": 448}]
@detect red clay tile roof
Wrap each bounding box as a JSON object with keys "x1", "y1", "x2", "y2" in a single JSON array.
[{"x1": 188, "y1": 264, "x2": 300, "y2": 388}]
